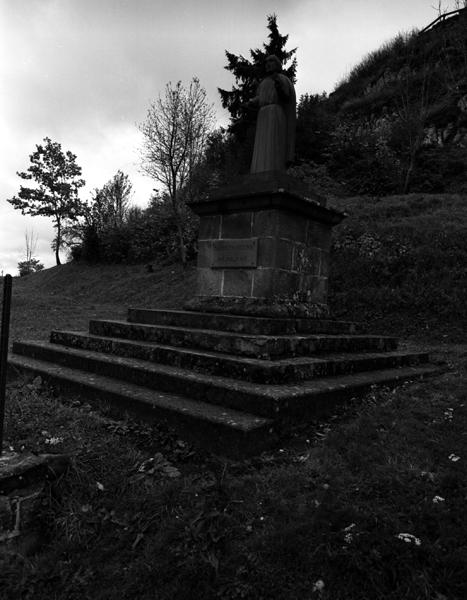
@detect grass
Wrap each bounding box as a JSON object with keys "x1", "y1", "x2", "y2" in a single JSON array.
[
  {"x1": 6, "y1": 261, "x2": 196, "y2": 343},
  {"x1": 2, "y1": 358, "x2": 466, "y2": 599},
  {"x1": 328, "y1": 193, "x2": 467, "y2": 342},
  {"x1": 1, "y1": 193, "x2": 467, "y2": 599}
]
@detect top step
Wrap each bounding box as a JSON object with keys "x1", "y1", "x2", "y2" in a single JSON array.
[{"x1": 128, "y1": 308, "x2": 361, "y2": 336}]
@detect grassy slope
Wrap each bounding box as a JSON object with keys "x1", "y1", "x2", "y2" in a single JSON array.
[
  {"x1": 328, "y1": 193, "x2": 467, "y2": 342},
  {"x1": 7, "y1": 261, "x2": 196, "y2": 343},
  {"x1": 2, "y1": 194, "x2": 467, "y2": 599}
]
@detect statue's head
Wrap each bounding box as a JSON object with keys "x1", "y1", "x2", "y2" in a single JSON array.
[{"x1": 265, "y1": 55, "x2": 282, "y2": 74}]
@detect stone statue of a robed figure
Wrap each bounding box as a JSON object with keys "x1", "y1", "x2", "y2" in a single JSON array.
[{"x1": 246, "y1": 55, "x2": 296, "y2": 173}]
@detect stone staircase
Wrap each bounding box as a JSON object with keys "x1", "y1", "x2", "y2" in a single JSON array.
[{"x1": 8, "y1": 308, "x2": 440, "y2": 457}]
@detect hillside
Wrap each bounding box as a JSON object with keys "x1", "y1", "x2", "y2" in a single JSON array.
[
  {"x1": 7, "y1": 261, "x2": 196, "y2": 343},
  {"x1": 328, "y1": 192, "x2": 467, "y2": 341},
  {"x1": 298, "y1": 9, "x2": 467, "y2": 195}
]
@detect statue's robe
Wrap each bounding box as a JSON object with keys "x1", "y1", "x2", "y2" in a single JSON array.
[{"x1": 250, "y1": 74, "x2": 296, "y2": 174}]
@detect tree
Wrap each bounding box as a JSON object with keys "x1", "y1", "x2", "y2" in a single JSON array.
[
  {"x1": 7, "y1": 137, "x2": 85, "y2": 265},
  {"x1": 218, "y1": 14, "x2": 297, "y2": 141},
  {"x1": 296, "y1": 93, "x2": 335, "y2": 163},
  {"x1": 17, "y1": 229, "x2": 44, "y2": 276},
  {"x1": 98, "y1": 170, "x2": 133, "y2": 227},
  {"x1": 139, "y1": 78, "x2": 215, "y2": 264}
]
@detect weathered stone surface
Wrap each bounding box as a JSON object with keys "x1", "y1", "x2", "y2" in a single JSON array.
[
  {"x1": 17, "y1": 338, "x2": 431, "y2": 386},
  {"x1": 197, "y1": 241, "x2": 213, "y2": 268},
  {"x1": 7, "y1": 296, "x2": 442, "y2": 458},
  {"x1": 223, "y1": 270, "x2": 253, "y2": 297},
  {"x1": 0, "y1": 451, "x2": 69, "y2": 495},
  {"x1": 189, "y1": 186, "x2": 345, "y2": 224},
  {"x1": 9, "y1": 351, "x2": 441, "y2": 423},
  {"x1": 185, "y1": 296, "x2": 331, "y2": 319},
  {"x1": 127, "y1": 308, "x2": 360, "y2": 335},
  {"x1": 189, "y1": 186, "x2": 345, "y2": 308},
  {"x1": 196, "y1": 268, "x2": 222, "y2": 296},
  {"x1": 87, "y1": 319, "x2": 398, "y2": 359},
  {"x1": 253, "y1": 209, "x2": 277, "y2": 237},
  {"x1": 221, "y1": 212, "x2": 253, "y2": 238},
  {"x1": 8, "y1": 357, "x2": 275, "y2": 458},
  {"x1": 211, "y1": 239, "x2": 258, "y2": 269},
  {"x1": 199, "y1": 215, "x2": 221, "y2": 240},
  {"x1": 276, "y1": 239, "x2": 294, "y2": 270},
  {"x1": 276, "y1": 210, "x2": 307, "y2": 242},
  {"x1": 0, "y1": 451, "x2": 69, "y2": 556}
]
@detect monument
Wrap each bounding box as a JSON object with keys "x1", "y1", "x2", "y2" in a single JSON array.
[
  {"x1": 8, "y1": 56, "x2": 438, "y2": 457},
  {"x1": 186, "y1": 55, "x2": 345, "y2": 319},
  {"x1": 248, "y1": 54, "x2": 296, "y2": 174}
]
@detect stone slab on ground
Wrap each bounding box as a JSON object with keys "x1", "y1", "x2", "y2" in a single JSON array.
[
  {"x1": 9, "y1": 351, "x2": 441, "y2": 420},
  {"x1": 0, "y1": 451, "x2": 69, "y2": 555},
  {"x1": 16, "y1": 338, "x2": 430, "y2": 386},
  {"x1": 8, "y1": 356, "x2": 275, "y2": 458},
  {"x1": 127, "y1": 308, "x2": 361, "y2": 335},
  {"x1": 87, "y1": 319, "x2": 399, "y2": 359}
]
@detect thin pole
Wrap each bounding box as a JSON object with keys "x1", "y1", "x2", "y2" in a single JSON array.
[{"x1": 0, "y1": 274, "x2": 12, "y2": 456}]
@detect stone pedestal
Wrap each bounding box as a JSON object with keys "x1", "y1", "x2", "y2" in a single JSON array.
[{"x1": 186, "y1": 173, "x2": 346, "y2": 318}]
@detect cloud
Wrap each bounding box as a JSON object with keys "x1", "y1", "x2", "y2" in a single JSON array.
[{"x1": 0, "y1": 0, "x2": 440, "y2": 273}]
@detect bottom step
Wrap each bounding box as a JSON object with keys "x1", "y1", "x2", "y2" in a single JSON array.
[
  {"x1": 8, "y1": 356, "x2": 274, "y2": 458},
  {"x1": 8, "y1": 356, "x2": 443, "y2": 457}
]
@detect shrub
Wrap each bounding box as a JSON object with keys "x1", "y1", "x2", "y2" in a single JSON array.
[{"x1": 18, "y1": 258, "x2": 44, "y2": 277}]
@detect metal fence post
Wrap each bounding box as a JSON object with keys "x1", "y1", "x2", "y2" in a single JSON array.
[{"x1": 0, "y1": 274, "x2": 12, "y2": 456}]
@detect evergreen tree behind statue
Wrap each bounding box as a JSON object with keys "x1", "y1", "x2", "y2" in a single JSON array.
[{"x1": 218, "y1": 14, "x2": 297, "y2": 145}]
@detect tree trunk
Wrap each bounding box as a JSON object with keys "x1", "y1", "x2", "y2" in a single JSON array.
[
  {"x1": 171, "y1": 186, "x2": 186, "y2": 265},
  {"x1": 402, "y1": 160, "x2": 414, "y2": 194},
  {"x1": 55, "y1": 219, "x2": 62, "y2": 265},
  {"x1": 176, "y1": 219, "x2": 186, "y2": 265}
]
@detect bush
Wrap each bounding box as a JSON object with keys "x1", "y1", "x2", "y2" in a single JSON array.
[
  {"x1": 74, "y1": 199, "x2": 199, "y2": 265},
  {"x1": 18, "y1": 258, "x2": 44, "y2": 277}
]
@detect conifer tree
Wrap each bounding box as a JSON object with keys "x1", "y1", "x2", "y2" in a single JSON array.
[{"x1": 218, "y1": 14, "x2": 297, "y2": 141}]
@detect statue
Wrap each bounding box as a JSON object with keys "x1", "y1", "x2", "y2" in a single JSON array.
[{"x1": 246, "y1": 55, "x2": 296, "y2": 174}]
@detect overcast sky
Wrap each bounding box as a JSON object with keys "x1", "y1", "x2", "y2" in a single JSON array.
[{"x1": 0, "y1": 0, "x2": 451, "y2": 274}]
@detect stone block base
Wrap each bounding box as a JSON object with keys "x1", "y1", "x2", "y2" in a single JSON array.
[
  {"x1": 188, "y1": 175, "x2": 345, "y2": 312},
  {"x1": 184, "y1": 296, "x2": 330, "y2": 319}
]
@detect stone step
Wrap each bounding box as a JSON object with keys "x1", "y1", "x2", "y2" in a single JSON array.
[
  {"x1": 11, "y1": 341, "x2": 440, "y2": 418},
  {"x1": 128, "y1": 308, "x2": 361, "y2": 336},
  {"x1": 48, "y1": 331, "x2": 429, "y2": 384},
  {"x1": 7, "y1": 355, "x2": 274, "y2": 458},
  {"x1": 87, "y1": 319, "x2": 398, "y2": 359}
]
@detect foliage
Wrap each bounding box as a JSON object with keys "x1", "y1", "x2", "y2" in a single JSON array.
[
  {"x1": 326, "y1": 117, "x2": 402, "y2": 195},
  {"x1": 73, "y1": 195, "x2": 199, "y2": 265},
  {"x1": 17, "y1": 258, "x2": 44, "y2": 277},
  {"x1": 218, "y1": 13, "x2": 297, "y2": 150},
  {"x1": 329, "y1": 193, "x2": 467, "y2": 339},
  {"x1": 7, "y1": 137, "x2": 85, "y2": 265},
  {"x1": 295, "y1": 93, "x2": 335, "y2": 164},
  {"x1": 139, "y1": 78, "x2": 215, "y2": 263},
  {"x1": 89, "y1": 170, "x2": 133, "y2": 228},
  {"x1": 308, "y1": 14, "x2": 467, "y2": 195}
]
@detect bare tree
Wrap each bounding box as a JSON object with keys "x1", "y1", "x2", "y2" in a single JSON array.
[
  {"x1": 139, "y1": 78, "x2": 215, "y2": 263},
  {"x1": 24, "y1": 229, "x2": 38, "y2": 264},
  {"x1": 18, "y1": 228, "x2": 44, "y2": 276}
]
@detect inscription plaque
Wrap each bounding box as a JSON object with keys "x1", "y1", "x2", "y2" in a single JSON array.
[{"x1": 211, "y1": 238, "x2": 258, "y2": 268}]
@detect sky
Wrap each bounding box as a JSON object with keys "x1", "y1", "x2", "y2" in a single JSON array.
[{"x1": 0, "y1": 0, "x2": 454, "y2": 274}]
